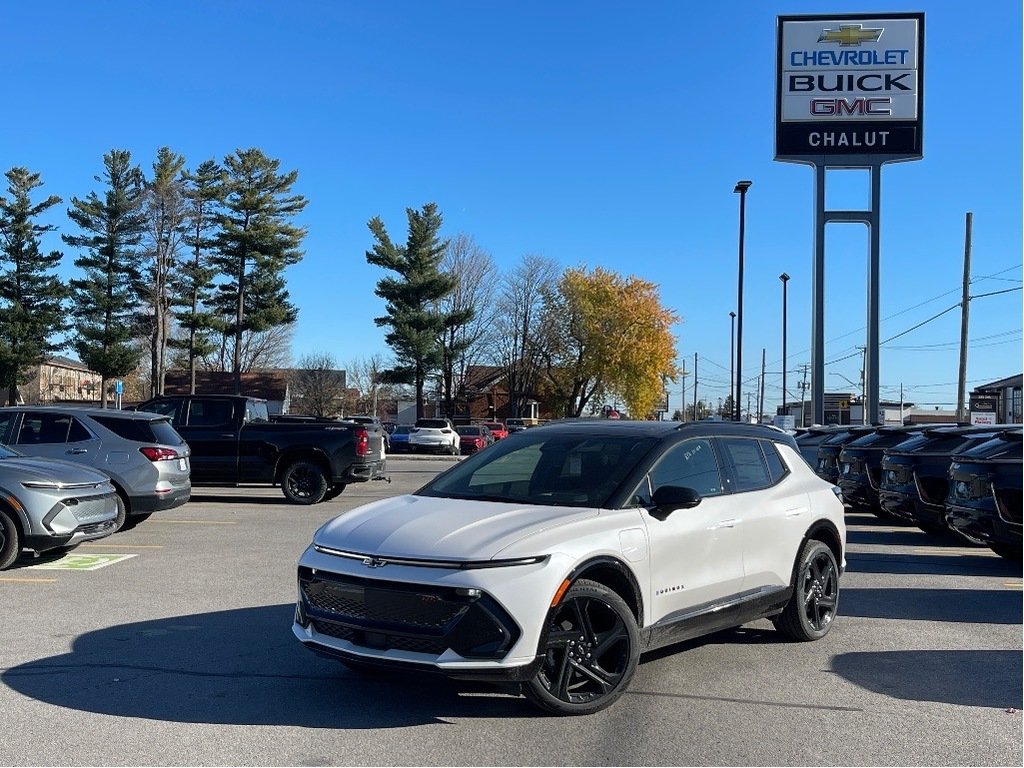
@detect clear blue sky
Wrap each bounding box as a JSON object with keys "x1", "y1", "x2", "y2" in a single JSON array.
[{"x1": 3, "y1": 1, "x2": 1021, "y2": 414}]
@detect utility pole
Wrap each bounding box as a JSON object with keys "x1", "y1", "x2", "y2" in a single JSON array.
[
  {"x1": 798, "y1": 363, "x2": 810, "y2": 427},
  {"x1": 746, "y1": 392, "x2": 752, "y2": 424},
  {"x1": 679, "y1": 358, "x2": 689, "y2": 421},
  {"x1": 957, "y1": 212, "x2": 973, "y2": 423},
  {"x1": 758, "y1": 348, "x2": 767, "y2": 424},
  {"x1": 693, "y1": 353, "x2": 698, "y2": 422}
]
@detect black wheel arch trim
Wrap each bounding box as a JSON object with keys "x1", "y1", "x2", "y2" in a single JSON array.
[
  {"x1": 795, "y1": 520, "x2": 844, "y2": 583},
  {"x1": 558, "y1": 555, "x2": 645, "y2": 628}
]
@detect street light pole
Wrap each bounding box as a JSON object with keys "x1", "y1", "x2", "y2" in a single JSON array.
[
  {"x1": 733, "y1": 180, "x2": 752, "y2": 422},
  {"x1": 729, "y1": 311, "x2": 736, "y2": 419},
  {"x1": 779, "y1": 272, "x2": 790, "y2": 416}
]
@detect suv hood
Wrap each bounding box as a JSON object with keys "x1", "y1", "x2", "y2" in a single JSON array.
[
  {"x1": 313, "y1": 494, "x2": 598, "y2": 561},
  {"x1": 0, "y1": 456, "x2": 112, "y2": 486}
]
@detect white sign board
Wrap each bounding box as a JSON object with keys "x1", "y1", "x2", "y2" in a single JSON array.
[
  {"x1": 776, "y1": 13, "x2": 924, "y2": 160},
  {"x1": 971, "y1": 412, "x2": 997, "y2": 426}
]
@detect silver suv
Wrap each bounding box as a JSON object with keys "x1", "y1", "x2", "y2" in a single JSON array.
[
  {"x1": 0, "y1": 444, "x2": 119, "y2": 569},
  {"x1": 0, "y1": 407, "x2": 191, "y2": 531}
]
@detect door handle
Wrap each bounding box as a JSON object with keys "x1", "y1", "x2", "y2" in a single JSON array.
[
  {"x1": 66, "y1": 448, "x2": 88, "y2": 455},
  {"x1": 785, "y1": 507, "x2": 807, "y2": 518},
  {"x1": 220, "y1": 433, "x2": 235, "y2": 439},
  {"x1": 709, "y1": 518, "x2": 738, "y2": 530}
]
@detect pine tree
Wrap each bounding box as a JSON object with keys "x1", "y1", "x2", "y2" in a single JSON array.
[
  {"x1": 213, "y1": 148, "x2": 307, "y2": 394},
  {"x1": 365, "y1": 203, "x2": 453, "y2": 419},
  {"x1": 172, "y1": 159, "x2": 225, "y2": 393},
  {"x1": 0, "y1": 167, "x2": 68, "y2": 405},
  {"x1": 141, "y1": 147, "x2": 187, "y2": 397},
  {"x1": 63, "y1": 150, "x2": 146, "y2": 407}
]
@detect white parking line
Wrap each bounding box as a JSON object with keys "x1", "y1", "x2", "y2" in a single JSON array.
[{"x1": 0, "y1": 576, "x2": 58, "y2": 583}]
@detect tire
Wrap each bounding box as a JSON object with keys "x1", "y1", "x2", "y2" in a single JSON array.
[
  {"x1": 989, "y1": 542, "x2": 1023, "y2": 561},
  {"x1": 323, "y1": 484, "x2": 346, "y2": 501},
  {"x1": 0, "y1": 508, "x2": 21, "y2": 571},
  {"x1": 773, "y1": 539, "x2": 840, "y2": 642},
  {"x1": 112, "y1": 493, "x2": 128, "y2": 533},
  {"x1": 120, "y1": 512, "x2": 153, "y2": 531},
  {"x1": 281, "y1": 461, "x2": 329, "y2": 505},
  {"x1": 523, "y1": 579, "x2": 640, "y2": 715}
]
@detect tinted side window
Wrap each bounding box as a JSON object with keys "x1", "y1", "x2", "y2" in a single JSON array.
[
  {"x1": 139, "y1": 400, "x2": 179, "y2": 421},
  {"x1": 0, "y1": 412, "x2": 19, "y2": 443},
  {"x1": 720, "y1": 437, "x2": 772, "y2": 492},
  {"x1": 245, "y1": 401, "x2": 269, "y2": 423},
  {"x1": 17, "y1": 413, "x2": 72, "y2": 444},
  {"x1": 187, "y1": 399, "x2": 235, "y2": 427},
  {"x1": 68, "y1": 418, "x2": 93, "y2": 442},
  {"x1": 91, "y1": 416, "x2": 156, "y2": 442},
  {"x1": 637, "y1": 438, "x2": 723, "y2": 505},
  {"x1": 762, "y1": 441, "x2": 789, "y2": 484}
]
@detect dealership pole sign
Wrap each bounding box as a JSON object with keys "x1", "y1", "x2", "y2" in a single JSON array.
[{"x1": 776, "y1": 13, "x2": 924, "y2": 162}]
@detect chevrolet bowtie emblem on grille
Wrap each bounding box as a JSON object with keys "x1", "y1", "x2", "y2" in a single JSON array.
[
  {"x1": 362, "y1": 556, "x2": 389, "y2": 568},
  {"x1": 818, "y1": 24, "x2": 884, "y2": 46}
]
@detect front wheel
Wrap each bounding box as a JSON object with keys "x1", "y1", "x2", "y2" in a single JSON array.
[
  {"x1": 281, "y1": 461, "x2": 329, "y2": 505},
  {"x1": 773, "y1": 539, "x2": 839, "y2": 641},
  {"x1": 523, "y1": 579, "x2": 640, "y2": 715},
  {"x1": 0, "y1": 508, "x2": 22, "y2": 570}
]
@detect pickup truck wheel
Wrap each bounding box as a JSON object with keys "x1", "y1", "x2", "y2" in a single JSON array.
[
  {"x1": 282, "y1": 461, "x2": 329, "y2": 505},
  {"x1": 524, "y1": 579, "x2": 640, "y2": 715},
  {"x1": 0, "y1": 508, "x2": 21, "y2": 570}
]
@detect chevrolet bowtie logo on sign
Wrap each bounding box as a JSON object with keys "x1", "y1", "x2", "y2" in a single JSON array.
[{"x1": 818, "y1": 24, "x2": 884, "y2": 46}]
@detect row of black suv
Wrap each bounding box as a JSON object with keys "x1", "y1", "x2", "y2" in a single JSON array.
[{"x1": 796, "y1": 423, "x2": 1022, "y2": 560}]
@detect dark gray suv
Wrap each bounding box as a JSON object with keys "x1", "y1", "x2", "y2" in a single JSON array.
[{"x1": 0, "y1": 407, "x2": 191, "y2": 530}]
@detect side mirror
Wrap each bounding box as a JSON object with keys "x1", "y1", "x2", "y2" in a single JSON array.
[{"x1": 650, "y1": 485, "x2": 702, "y2": 519}]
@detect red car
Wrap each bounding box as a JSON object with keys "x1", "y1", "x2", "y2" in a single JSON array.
[
  {"x1": 482, "y1": 421, "x2": 508, "y2": 440},
  {"x1": 456, "y1": 424, "x2": 493, "y2": 453}
]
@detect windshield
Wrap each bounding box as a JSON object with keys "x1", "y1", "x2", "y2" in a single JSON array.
[{"x1": 418, "y1": 430, "x2": 657, "y2": 508}]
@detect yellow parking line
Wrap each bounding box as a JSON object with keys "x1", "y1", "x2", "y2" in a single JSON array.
[
  {"x1": 1006, "y1": 582, "x2": 1023, "y2": 589},
  {"x1": 147, "y1": 520, "x2": 238, "y2": 525},
  {"x1": 80, "y1": 543, "x2": 164, "y2": 549},
  {"x1": 0, "y1": 577, "x2": 58, "y2": 583}
]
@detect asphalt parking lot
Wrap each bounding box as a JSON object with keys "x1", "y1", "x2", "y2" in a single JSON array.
[{"x1": 1, "y1": 457, "x2": 1021, "y2": 766}]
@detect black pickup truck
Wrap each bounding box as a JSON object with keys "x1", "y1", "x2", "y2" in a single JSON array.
[{"x1": 136, "y1": 395, "x2": 386, "y2": 504}]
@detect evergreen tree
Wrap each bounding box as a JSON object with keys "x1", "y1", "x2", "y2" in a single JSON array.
[
  {"x1": 172, "y1": 159, "x2": 224, "y2": 393},
  {"x1": 141, "y1": 147, "x2": 187, "y2": 397},
  {"x1": 365, "y1": 203, "x2": 453, "y2": 419},
  {"x1": 0, "y1": 168, "x2": 68, "y2": 405},
  {"x1": 213, "y1": 148, "x2": 307, "y2": 394},
  {"x1": 63, "y1": 150, "x2": 146, "y2": 407}
]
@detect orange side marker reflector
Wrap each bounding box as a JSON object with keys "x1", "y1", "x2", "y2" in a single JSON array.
[{"x1": 551, "y1": 578, "x2": 572, "y2": 607}]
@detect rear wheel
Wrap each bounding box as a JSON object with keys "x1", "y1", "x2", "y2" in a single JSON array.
[
  {"x1": 112, "y1": 494, "x2": 128, "y2": 533},
  {"x1": 773, "y1": 539, "x2": 839, "y2": 641},
  {"x1": 523, "y1": 579, "x2": 640, "y2": 715},
  {"x1": 0, "y1": 508, "x2": 21, "y2": 570},
  {"x1": 281, "y1": 461, "x2": 329, "y2": 505}
]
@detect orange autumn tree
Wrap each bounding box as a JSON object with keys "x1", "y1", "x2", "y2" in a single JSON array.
[{"x1": 538, "y1": 267, "x2": 679, "y2": 417}]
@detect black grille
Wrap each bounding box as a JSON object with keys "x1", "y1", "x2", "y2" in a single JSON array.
[
  {"x1": 303, "y1": 579, "x2": 468, "y2": 630},
  {"x1": 299, "y1": 569, "x2": 519, "y2": 659}
]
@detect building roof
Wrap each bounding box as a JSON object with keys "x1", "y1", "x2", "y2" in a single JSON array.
[
  {"x1": 973, "y1": 374, "x2": 1023, "y2": 392},
  {"x1": 44, "y1": 355, "x2": 95, "y2": 372},
  {"x1": 163, "y1": 370, "x2": 290, "y2": 401}
]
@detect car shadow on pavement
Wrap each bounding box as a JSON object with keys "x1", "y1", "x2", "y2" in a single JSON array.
[
  {"x1": 186, "y1": 493, "x2": 291, "y2": 505},
  {"x1": 0, "y1": 604, "x2": 535, "y2": 728},
  {"x1": 841, "y1": 587, "x2": 1023, "y2": 624},
  {"x1": 845, "y1": 550, "x2": 1019, "y2": 577},
  {"x1": 845, "y1": 528, "x2": 978, "y2": 548},
  {"x1": 830, "y1": 649, "x2": 1022, "y2": 709}
]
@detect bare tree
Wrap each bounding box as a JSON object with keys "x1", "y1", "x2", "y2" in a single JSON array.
[
  {"x1": 187, "y1": 324, "x2": 294, "y2": 373},
  {"x1": 291, "y1": 352, "x2": 346, "y2": 417},
  {"x1": 491, "y1": 255, "x2": 559, "y2": 417},
  {"x1": 437, "y1": 233, "x2": 497, "y2": 416}
]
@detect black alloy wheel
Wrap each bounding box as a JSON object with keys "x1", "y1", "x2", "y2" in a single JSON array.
[
  {"x1": 774, "y1": 539, "x2": 839, "y2": 641},
  {"x1": 281, "y1": 461, "x2": 329, "y2": 505},
  {"x1": 524, "y1": 579, "x2": 639, "y2": 715}
]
